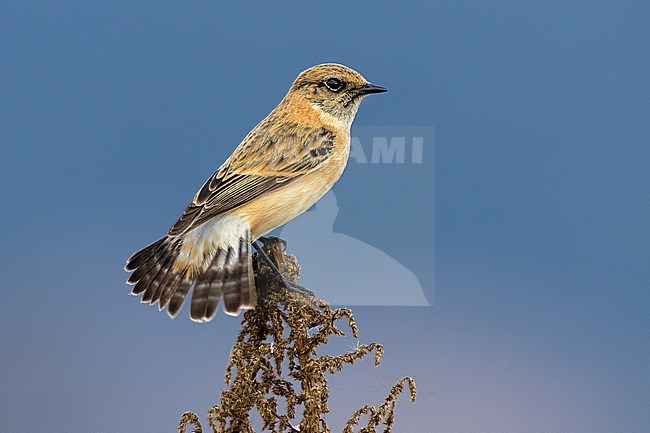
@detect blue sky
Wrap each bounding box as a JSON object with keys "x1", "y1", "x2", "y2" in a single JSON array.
[{"x1": 1, "y1": 2, "x2": 648, "y2": 432}]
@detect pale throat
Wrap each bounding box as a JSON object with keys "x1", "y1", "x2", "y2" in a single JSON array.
[{"x1": 310, "y1": 103, "x2": 355, "y2": 131}]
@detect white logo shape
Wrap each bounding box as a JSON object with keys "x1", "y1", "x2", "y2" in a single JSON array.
[{"x1": 280, "y1": 191, "x2": 431, "y2": 306}]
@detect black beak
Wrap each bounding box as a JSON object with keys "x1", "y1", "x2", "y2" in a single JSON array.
[{"x1": 358, "y1": 83, "x2": 388, "y2": 95}]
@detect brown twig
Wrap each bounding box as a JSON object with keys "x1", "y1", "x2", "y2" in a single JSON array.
[{"x1": 179, "y1": 237, "x2": 416, "y2": 433}]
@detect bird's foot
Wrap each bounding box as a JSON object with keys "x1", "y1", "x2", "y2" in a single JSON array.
[{"x1": 252, "y1": 237, "x2": 317, "y2": 305}]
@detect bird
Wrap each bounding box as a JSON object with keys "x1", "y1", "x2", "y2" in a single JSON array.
[{"x1": 125, "y1": 63, "x2": 387, "y2": 322}]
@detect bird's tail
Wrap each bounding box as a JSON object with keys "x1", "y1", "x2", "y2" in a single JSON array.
[
  {"x1": 190, "y1": 232, "x2": 255, "y2": 322},
  {"x1": 124, "y1": 232, "x2": 256, "y2": 321}
]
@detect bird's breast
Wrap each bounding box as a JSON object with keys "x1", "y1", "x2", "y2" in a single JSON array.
[{"x1": 241, "y1": 134, "x2": 350, "y2": 240}]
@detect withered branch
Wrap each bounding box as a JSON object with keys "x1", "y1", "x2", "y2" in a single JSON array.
[{"x1": 179, "y1": 237, "x2": 415, "y2": 433}]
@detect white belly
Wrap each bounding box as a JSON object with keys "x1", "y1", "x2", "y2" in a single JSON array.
[{"x1": 176, "y1": 213, "x2": 249, "y2": 272}]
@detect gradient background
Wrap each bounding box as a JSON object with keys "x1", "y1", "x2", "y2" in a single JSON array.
[{"x1": 1, "y1": 2, "x2": 649, "y2": 432}]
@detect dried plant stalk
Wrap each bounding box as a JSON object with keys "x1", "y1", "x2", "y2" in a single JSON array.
[
  {"x1": 178, "y1": 411, "x2": 202, "y2": 433},
  {"x1": 179, "y1": 237, "x2": 416, "y2": 433}
]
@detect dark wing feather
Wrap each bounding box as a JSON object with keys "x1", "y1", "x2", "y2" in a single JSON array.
[
  {"x1": 168, "y1": 124, "x2": 336, "y2": 236},
  {"x1": 168, "y1": 174, "x2": 290, "y2": 236}
]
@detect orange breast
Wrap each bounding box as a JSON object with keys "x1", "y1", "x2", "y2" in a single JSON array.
[{"x1": 239, "y1": 132, "x2": 350, "y2": 240}]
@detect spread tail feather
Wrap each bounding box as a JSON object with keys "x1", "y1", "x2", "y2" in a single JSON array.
[
  {"x1": 126, "y1": 237, "x2": 189, "y2": 310},
  {"x1": 189, "y1": 231, "x2": 255, "y2": 322},
  {"x1": 125, "y1": 231, "x2": 256, "y2": 322}
]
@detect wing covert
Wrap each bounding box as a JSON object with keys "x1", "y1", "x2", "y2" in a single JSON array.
[{"x1": 167, "y1": 125, "x2": 336, "y2": 236}]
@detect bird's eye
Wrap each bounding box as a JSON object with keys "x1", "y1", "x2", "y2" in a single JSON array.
[{"x1": 324, "y1": 77, "x2": 345, "y2": 92}]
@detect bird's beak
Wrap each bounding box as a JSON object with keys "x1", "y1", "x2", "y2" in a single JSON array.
[{"x1": 358, "y1": 83, "x2": 388, "y2": 95}]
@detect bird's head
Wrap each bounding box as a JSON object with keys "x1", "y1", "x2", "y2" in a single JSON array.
[{"x1": 288, "y1": 63, "x2": 387, "y2": 127}]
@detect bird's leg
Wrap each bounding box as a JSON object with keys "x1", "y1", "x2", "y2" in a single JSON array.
[{"x1": 253, "y1": 237, "x2": 314, "y2": 298}]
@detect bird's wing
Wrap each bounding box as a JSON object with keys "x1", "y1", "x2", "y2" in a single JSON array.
[{"x1": 168, "y1": 124, "x2": 336, "y2": 236}]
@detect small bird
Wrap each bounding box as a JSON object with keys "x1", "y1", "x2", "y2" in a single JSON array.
[{"x1": 125, "y1": 63, "x2": 387, "y2": 322}]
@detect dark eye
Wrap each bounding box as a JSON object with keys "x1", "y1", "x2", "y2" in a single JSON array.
[{"x1": 324, "y1": 77, "x2": 345, "y2": 92}]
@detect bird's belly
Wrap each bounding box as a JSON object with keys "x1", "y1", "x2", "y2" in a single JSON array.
[
  {"x1": 240, "y1": 165, "x2": 345, "y2": 240},
  {"x1": 175, "y1": 212, "x2": 249, "y2": 275}
]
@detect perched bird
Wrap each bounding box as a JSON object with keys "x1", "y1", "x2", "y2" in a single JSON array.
[{"x1": 125, "y1": 63, "x2": 387, "y2": 322}]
